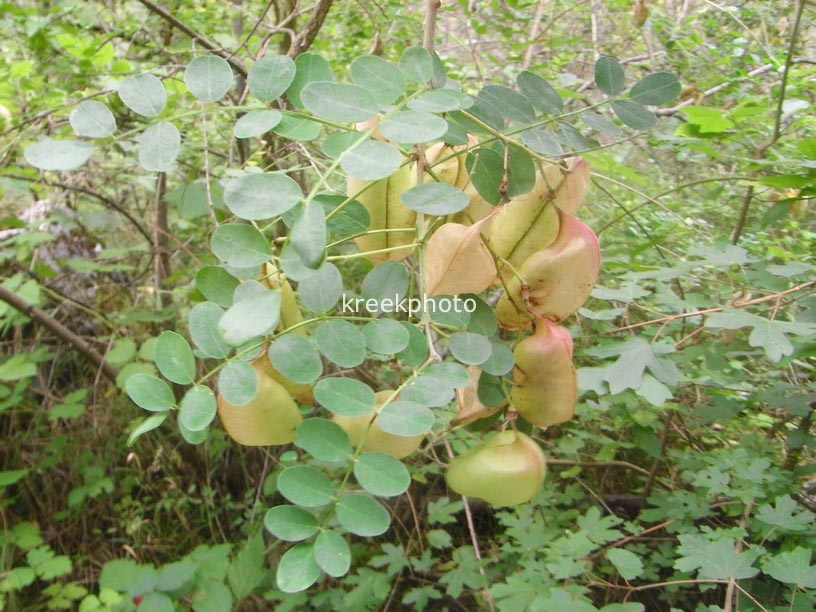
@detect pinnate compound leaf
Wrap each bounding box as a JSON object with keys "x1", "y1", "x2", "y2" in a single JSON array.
[
  {"x1": 377, "y1": 401, "x2": 434, "y2": 437},
  {"x1": 264, "y1": 505, "x2": 318, "y2": 542},
  {"x1": 517, "y1": 71, "x2": 563, "y2": 114},
  {"x1": 268, "y1": 334, "x2": 323, "y2": 384},
  {"x1": 465, "y1": 147, "x2": 504, "y2": 204},
  {"x1": 409, "y1": 89, "x2": 473, "y2": 113},
  {"x1": 401, "y1": 183, "x2": 469, "y2": 216},
  {"x1": 210, "y1": 223, "x2": 272, "y2": 267},
  {"x1": 127, "y1": 413, "x2": 167, "y2": 445},
  {"x1": 196, "y1": 266, "x2": 240, "y2": 307},
  {"x1": 184, "y1": 55, "x2": 233, "y2": 102},
  {"x1": 354, "y1": 452, "x2": 411, "y2": 497},
  {"x1": 290, "y1": 201, "x2": 326, "y2": 268},
  {"x1": 350, "y1": 55, "x2": 406, "y2": 105},
  {"x1": 118, "y1": 73, "x2": 166, "y2": 117},
  {"x1": 223, "y1": 173, "x2": 302, "y2": 220},
  {"x1": 449, "y1": 332, "x2": 492, "y2": 365},
  {"x1": 313, "y1": 378, "x2": 375, "y2": 416},
  {"x1": 340, "y1": 140, "x2": 402, "y2": 181},
  {"x1": 178, "y1": 385, "x2": 217, "y2": 432},
  {"x1": 477, "y1": 84, "x2": 535, "y2": 123},
  {"x1": 424, "y1": 218, "x2": 496, "y2": 297},
  {"x1": 218, "y1": 291, "x2": 281, "y2": 346},
  {"x1": 595, "y1": 56, "x2": 625, "y2": 95},
  {"x1": 400, "y1": 46, "x2": 433, "y2": 83},
  {"x1": 233, "y1": 110, "x2": 282, "y2": 138},
  {"x1": 298, "y1": 262, "x2": 342, "y2": 313},
  {"x1": 296, "y1": 418, "x2": 352, "y2": 463},
  {"x1": 335, "y1": 493, "x2": 390, "y2": 536},
  {"x1": 630, "y1": 72, "x2": 681, "y2": 106},
  {"x1": 362, "y1": 319, "x2": 410, "y2": 354},
  {"x1": 138, "y1": 121, "x2": 180, "y2": 171},
  {"x1": 69, "y1": 101, "x2": 116, "y2": 137},
  {"x1": 188, "y1": 302, "x2": 230, "y2": 358},
  {"x1": 248, "y1": 54, "x2": 296, "y2": 102},
  {"x1": 380, "y1": 111, "x2": 449, "y2": 144},
  {"x1": 155, "y1": 331, "x2": 196, "y2": 384},
  {"x1": 315, "y1": 320, "x2": 365, "y2": 367},
  {"x1": 301, "y1": 82, "x2": 379, "y2": 123},
  {"x1": 125, "y1": 374, "x2": 175, "y2": 411},
  {"x1": 277, "y1": 465, "x2": 334, "y2": 507},
  {"x1": 24, "y1": 138, "x2": 94, "y2": 171},
  {"x1": 287, "y1": 52, "x2": 334, "y2": 108},
  {"x1": 611, "y1": 101, "x2": 656, "y2": 130},
  {"x1": 276, "y1": 542, "x2": 321, "y2": 593},
  {"x1": 217, "y1": 360, "x2": 257, "y2": 406},
  {"x1": 314, "y1": 531, "x2": 352, "y2": 578}
]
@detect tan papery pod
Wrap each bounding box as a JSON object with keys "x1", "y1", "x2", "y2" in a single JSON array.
[
  {"x1": 451, "y1": 366, "x2": 504, "y2": 427},
  {"x1": 423, "y1": 213, "x2": 497, "y2": 297}
]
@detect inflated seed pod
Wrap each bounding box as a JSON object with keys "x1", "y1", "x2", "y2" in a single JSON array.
[
  {"x1": 332, "y1": 390, "x2": 423, "y2": 459},
  {"x1": 495, "y1": 208, "x2": 600, "y2": 329},
  {"x1": 445, "y1": 430, "x2": 546, "y2": 506},
  {"x1": 217, "y1": 358, "x2": 302, "y2": 446},
  {"x1": 509, "y1": 316, "x2": 577, "y2": 427}
]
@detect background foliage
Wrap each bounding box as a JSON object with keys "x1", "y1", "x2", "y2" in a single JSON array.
[{"x1": 1, "y1": 1, "x2": 814, "y2": 610}]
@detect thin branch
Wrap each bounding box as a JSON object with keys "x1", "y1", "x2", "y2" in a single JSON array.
[
  {"x1": 724, "y1": 501, "x2": 755, "y2": 612},
  {"x1": 3, "y1": 174, "x2": 152, "y2": 244},
  {"x1": 0, "y1": 285, "x2": 119, "y2": 382},
  {"x1": 656, "y1": 63, "x2": 775, "y2": 116},
  {"x1": 135, "y1": 0, "x2": 248, "y2": 76},
  {"x1": 610, "y1": 280, "x2": 816, "y2": 334},
  {"x1": 289, "y1": 0, "x2": 334, "y2": 56},
  {"x1": 423, "y1": 0, "x2": 439, "y2": 54}
]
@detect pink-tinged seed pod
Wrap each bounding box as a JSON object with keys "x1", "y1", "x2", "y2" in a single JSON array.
[
  {"x1": 495, "y1": 208, "x2": 600, "y2": 328},
  {"x1": 553, "y1": 157, "x2": 590, "y2": 216},
  {"x1": 509, "y1": 317, "x2": 578, "y2": 427}
]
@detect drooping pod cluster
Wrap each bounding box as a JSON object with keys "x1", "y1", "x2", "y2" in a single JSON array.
[
  {"x1": 431, "y1": 145, "x2": 599, "y2": 507},
  {"x1": 214, "y1": 131, "x2": 600, "y2": 510}
]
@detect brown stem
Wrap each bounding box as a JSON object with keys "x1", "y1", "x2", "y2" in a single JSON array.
[
  {"x1": 724, "y1": 501, "x2": 755, "y2": 612},
  {"x1": 289, "y1": 0, "x2": 333, "y2": 56},
  {"x1": 0, "y1": 285, "x2": 119, "y2": 382},
  {"x1": 4, "y1": 174, "x2": 152, "y2": 244},
  {"x1": 611, "y1": 280, "x2": 816, "y2": 333},
  {"x1": 422, "y1": 0, "x2": 439, "y2": 54},
  {"x1": 522, "y1": 0, "x2": 548, "y2": 70},
  {"x1": 135, "y1": 0, "x2": 248, "y2": 76},
  {"x1": 153, "y1": 173, "x2": 171, "y2": 310}
]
